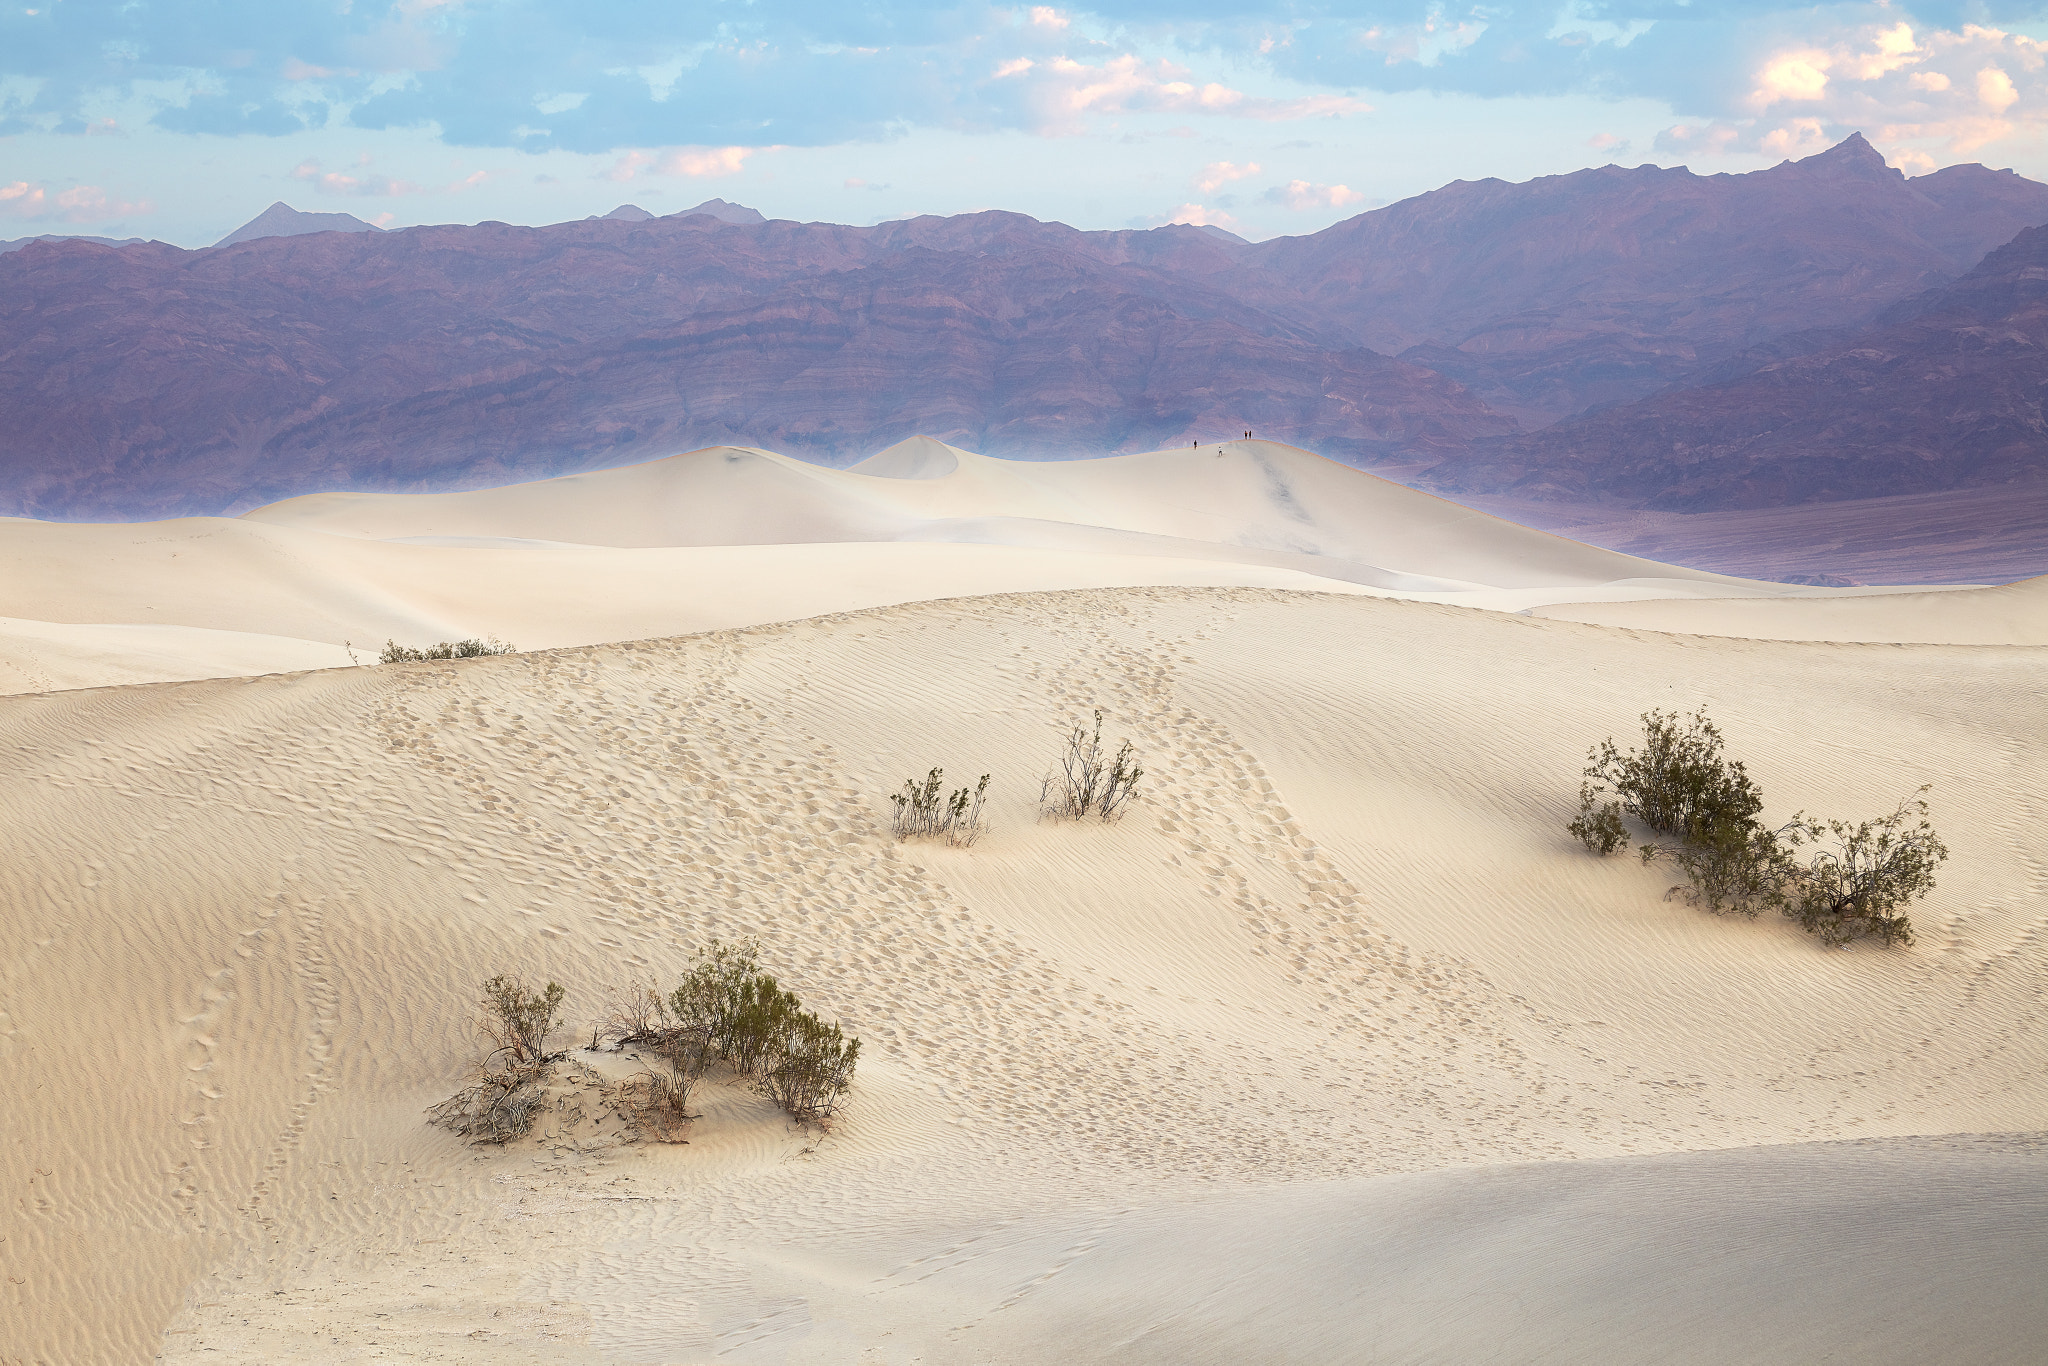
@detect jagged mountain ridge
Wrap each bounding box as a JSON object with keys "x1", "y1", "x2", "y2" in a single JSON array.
[{"x1": 2, "y1": 135, "x2": 2045, "y2": 519}]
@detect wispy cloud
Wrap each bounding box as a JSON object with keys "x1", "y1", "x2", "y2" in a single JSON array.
[
  {"x1": 1262, "y1": 179, "x2": 1365, "y2": 210},
  {"x1": 1194, "y1": 160, "x2": 1261, "y2": 192},
  {"x1": 0, "y1": 179, "x2": 151, "y2": 222},
  {"x1": 603, "y1": 146, "x2": 761, "y2": 182},
  {"x1": 291, "y1": 157, "x2": 422, "y2": 197}
]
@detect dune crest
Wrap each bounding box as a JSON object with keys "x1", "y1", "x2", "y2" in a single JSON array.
[{"x1": 6, "y1": 438, "x2": 1991, "y2": 698}]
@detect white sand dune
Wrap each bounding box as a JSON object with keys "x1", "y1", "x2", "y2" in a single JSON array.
[
  {"x1": 3, "y1": 439, "x2": 1942, "y2": 697},
  {"x1": 3, "y1": 587, "x2": 2042, "y2": 1363},
  {"x1": 1535, "y1": 573, "x2": 2048, "y2": 645}
]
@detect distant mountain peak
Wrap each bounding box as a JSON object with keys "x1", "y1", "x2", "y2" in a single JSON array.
[
  {"x1": 215, "y1": 202, "x2": 386, "y2": 248},
  {"x1": 1789, "y1": 131, "x2": 1901, "y2": 182},
  {"x1": 597, "y1": 204, "x2": 655, "y2": 222},
  {"x1": 668, "y1": 198, "x2": 767, "y2": 226}
]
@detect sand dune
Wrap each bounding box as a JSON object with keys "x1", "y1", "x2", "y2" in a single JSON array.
[
  {"x1": 3, "y1": 587, "x2": 2042, "y2": 1363},
  {"x1": 2, "y1": 440, "x2": 1966, "y2": 697},
  {"x1": 1535, "y1": 573, "x2": 2048, "y2": 645}
]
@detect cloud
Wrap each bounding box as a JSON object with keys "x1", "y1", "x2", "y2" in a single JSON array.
[
  {"x1": 1661, "y1": 18, "x2": 2048, "y2": 160},
  {"x1": 1159, "y1": 201, "x2": 1240, "y2": 230},
  {"x1": 1586, "y1": 131, "x2": 1628, "y2": 151},
  {"x1": 0, "y1": 179, "x2": 151, "y2": 222},
  {"x1": 291, "y1": 158, "x2": 422, "y2": 197},
  {"x1": 1194, "y1": 160, "x2": 1261, "y2": 191},
  {"x1": 0, "y1": 0, "x2": 2041, "y2": 176},
  {"x1": 1261, "y1": 178, "x2": 1365, "y2": 210},
  {"x1": 603, "y1": 146, "x2": 761, "y2": 182},
  {"x1": 996, "y1": 53, "x2": 1368, "y2": 136}
]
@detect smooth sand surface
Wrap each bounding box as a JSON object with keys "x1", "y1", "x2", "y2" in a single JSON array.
[
  {"x1": 4, "y1": 587, "x2": 2043, "y2": 1363},
  {"x1": 1534, "y1": 573, "x2": 2048, "y2": 645},
  {"x1": 4, "y1": 439, "x2": 1944, "y2": 697}
]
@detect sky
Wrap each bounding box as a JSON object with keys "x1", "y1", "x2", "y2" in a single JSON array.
[{"x1": 4, "y1": 1, "x2": 2047, "y2": 247}]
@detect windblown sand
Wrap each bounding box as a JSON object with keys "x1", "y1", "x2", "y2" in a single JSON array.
[
  {"x1": 3, "y1": 585, "x2": 2043, "y2": 1363},
  {"x1": 9, "y1": 439, "x2": 2004, "y2": 697}
]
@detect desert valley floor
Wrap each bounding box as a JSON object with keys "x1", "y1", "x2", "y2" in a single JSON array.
[{"x1": 2, "y1": 442, "x2": 2044, "y2": 1363}]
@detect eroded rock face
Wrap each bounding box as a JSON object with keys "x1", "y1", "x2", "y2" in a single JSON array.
[{"x1": 1434, "y1": 224, "x2": 2048, "y2": 510}]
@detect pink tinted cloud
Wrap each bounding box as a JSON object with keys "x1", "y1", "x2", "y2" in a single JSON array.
[
  {"x1": 604, "y1": 145, "x2": 762, "y2": 182},
  {"x1": 0, "y1": 181, "x2": 152, "y2": 223}
]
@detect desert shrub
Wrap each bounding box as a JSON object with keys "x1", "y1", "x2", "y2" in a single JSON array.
[
  {"x1": 1574, "y1": 708, "x2": 1760, "y2": 852},
  {"x1": 479, "y1": 974, "x2": 566, "y2": 1068},
  {"x1": 613, "y1": 1068, "x2": 695, "y2": 1143},
  {"x1": 1567, "y1": 788, "x2": 1630, "y2": 856},
  {"x1": 1648, "y1": 816, "x2": 1801, "y2": 918},
  {"x1": 428, "y1": 974, "x2": 568, "y2": 1144},
  {"x1": 890, "y1": 768, "x2": 991, "y2": 846},
  {"x1": 380, "y1": 636, "x2": 516, "y2": 663},
  {"x1": 424, "y1": 1067, "x2": 554, "y2": 1144},
  {"x1": 1783, "y1": 790, "x2": 1947, "y2": 948},
  {"x1": 1572, "y1": 712, "x2": 1946, "y2": 948},
  {"x1": 592, "y1": 939, "x2": 861, "y2": 1126},
  {"x1": 761, "y1": 1014, "x2": 861, "y2": 1122},
  {"x1": 1040, "y1": 710, "x2": 1143, "y2": 822}
]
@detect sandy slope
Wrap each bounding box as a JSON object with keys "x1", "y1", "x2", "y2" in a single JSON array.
[
  {"x1": 1534, "y1": 573, "x2": 2048, "y2": 645},
  {"x1": 3, "y1": 588, "x2": 2042, "y2": 1364},
  {"x1": 2, "y1": 440, "x2": 1911, "y2": 697}
]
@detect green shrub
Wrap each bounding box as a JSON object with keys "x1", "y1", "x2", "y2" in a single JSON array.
[
  {"x1": 1573, "y1": 708, "x2": 1760, "y2": 853},
  {"x1": 762, "y1": 1014, "x2": 861, "y2": 1123},
  {"x1": 1041, "y1": 710, "x2": 1143, "y2": 822},
  {"x1": 593, "y1": 939, "x2": 861, "y2": 1125},
  {"x1": 380, "y1": 636, "x2": 516, "y2": 663},
  {"x1": 1784, "y1": 790, "x2": 1947, "y2": 948},
  {"x1": 480, "y1": 974, "x2": 566, "y2": 1067},
  {"x1": 890, "y1": 768, "x2": 991, "y2": 846},
  {"x1": 427, "y1": 975, "x2": 568, "y2": 1144},
  {"x1": 1571, "y1": 712, "x2": 1946, "y2": 948}
]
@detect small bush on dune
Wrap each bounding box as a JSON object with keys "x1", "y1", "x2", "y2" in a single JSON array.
[
  {"x1": 479, "y1": 974, "x2": 566, "y2": 1068},
  {"x1": 1041, "y1": 710, "x2": 1143, "y2": 822},
  {"x1": 427, "y1": 974, "x2": 568, "y2": 1144},
  {"x1": 1572, "y1": 708, "x2": 1760, "y2": 854},
  {"x1": 593, "y1": 939, "x2": 861, "y2": 1127},
  {"x1": 380, "y1": 636, "x2": 516, "y2": 663},
  {"x1": 1785, "y1": 791, "x2": 1947, "y2": 948},
  {"x1": 1570, "y1": 711, "x2": 1946, "y2": 948},
  {"x1": 890, "y1": 768, "x2": 990, "y2": 846}
]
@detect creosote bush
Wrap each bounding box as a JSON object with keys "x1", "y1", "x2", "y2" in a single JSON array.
[
  {"x1": 381, "y1": 636, "x2": 516, "y2": 663},
  {"x1": 596, "y1": 939, "x2": 861, "y2": 1127},
  {"x1": 890, "y1": 768, "x2": 990, "y2": 846},
  {"x1": 427, "y1": 974, "x2": 568, "y2": 1144},
  {"x1": 1786, "y1": 792, "x2": 1947, "y2": 949},
  {"x1": 1569, "y1": 710, "x2": 1947, "y2": 948},
  {"x1": 1040, "y1": 710, "x2": 1143, "y2": 822}
]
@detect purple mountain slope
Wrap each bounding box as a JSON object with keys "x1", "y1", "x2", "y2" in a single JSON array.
[
  {"x1": 1242, "y1": 135, "x2": 2048, "y2": 422},
  {"x1": 0, "y1": 217, "x2": 1505, "y2": 518},
  {"x1": 1428, "y1": 223, "x2": 2048, "y2": 510},
  {"x1": 2, "y1": 136, "x2": 2044, "y2": 521}
]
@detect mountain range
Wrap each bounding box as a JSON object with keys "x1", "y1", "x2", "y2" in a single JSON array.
[{"x1": 2, "y1": 134, "x2": 2044, "y2": 524}]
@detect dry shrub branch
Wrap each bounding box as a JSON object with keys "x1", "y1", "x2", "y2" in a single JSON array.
[
  {"x1": 1040, "y1": 710, "x2": 1142, "y2": 822},
  {"x1": 890, "y1": 768, "x2": 990, "y2": 846},
  {"x1": 426, "y1": 974, "x2": 568, "y2": 1144}
]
